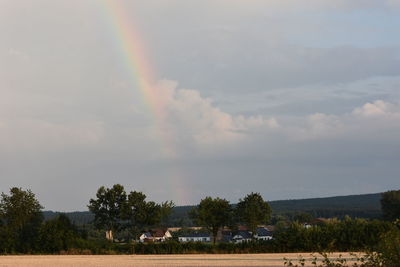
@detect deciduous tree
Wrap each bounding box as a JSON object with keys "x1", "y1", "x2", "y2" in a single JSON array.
[
  {"x1": 0, "y1": 187, "x2": 43, "y2": 253},
  {"x1": 123, "y1": 191, "x2": 174, "y2": 239},
  {"x1": 190, "y1": 197, "x2": 232, "y2": 244},
  {"x1": 88, "y1": 184, "x2": 126, "y2": 241},
  {"x1": 235, "y1": 192, "x2": 272, "y2": 235}
]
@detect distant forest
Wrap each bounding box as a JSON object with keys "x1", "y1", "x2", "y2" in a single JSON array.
[{"x1": 44, "y1": 193, "x2": 383, "y2": 226}]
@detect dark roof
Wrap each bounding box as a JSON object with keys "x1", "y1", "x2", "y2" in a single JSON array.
[
  {"x1": 256, "y1": 227, "x2": 273, "y2": 237},
  {"x1": 234, "y1": 230, "x2": 252, "y2": 239},
  {"x1": 140, "y1": 232, "x2": 152, "y2": 238}
]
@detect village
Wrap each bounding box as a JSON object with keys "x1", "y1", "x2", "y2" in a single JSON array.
[{"x1": 138, "y1": 225, "x2": 274, "y2": 244}]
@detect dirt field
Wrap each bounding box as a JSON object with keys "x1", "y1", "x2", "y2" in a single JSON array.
[{"x1": 0, "y1": 253, "x2": 360, "y2": 267}]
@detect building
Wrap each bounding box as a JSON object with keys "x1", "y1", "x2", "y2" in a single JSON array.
[
  {"x1": 139, "y1": 229, "x2": 172, "y2": 242},
  {"x1": 254, "y1": 227, "x2": 273, "y2": 241},
  {"x1": 178, "y1": 232, "x2": 211, "y2": 242},
  {"x1": 232, "y1": 230, "x2": 253, "y2": 243}
]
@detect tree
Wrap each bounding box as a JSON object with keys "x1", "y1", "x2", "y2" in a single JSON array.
[
  {"x1": 123, "y1": 191, "x2": 174, "y2": 239},
  {"x1": 159, "y1": 201, "x2": 175, "y2": 227},
  {"x1": 381, "y1": 190, "x2": 400, "y2": 221},
  {"x1": 0, "y1": 187, "x2": 43, "y2": 253},
  {"x1": 190, "y1": 197, "x2": 232, "y2": 244},
  {"x1": 293, "y1": 212, "x2": 313, "y2": 223},
  {"x1": 88, "y1": 184, "x2": 126, "y2": 241},
  {"x1": 235, "y1": 192, "x2": 272, "y2": 235},
  {"x1": 39, "y1": 214, "x2": 80, "y2": 253}
]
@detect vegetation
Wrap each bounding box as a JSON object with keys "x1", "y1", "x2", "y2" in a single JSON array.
[
  {"x1": 381, "y1": 189, "x2": 400, "y2": 221},
  {"x1": 123, "y1": 190, "x2": 174, "y2": 239},
  {"x1": 88, "y1": 184, "x2": 127, "y2": 241},
  {"x1": 42, "y1": 193, "x2": 385, "y2": 227},
  {"x1": 39, "y1": 214, "x2": 83, "y2": 253},
  {"x1": 0, "y1": 186, "x2": 399, "y2": 257},
  {"x1": 88, "y1": 185, "x2": 174, "y2": 241},
  {"x1": 284, "y1": 225, "x2": 400, "y2": 266},
  {"x1": 235, "y1": 192, "x2": 272, "y2": 234},
  {"x1": 0, "y1": 187, "x2": 43, "y2": 253},
  {"x1": 189, "y1": 197, "x2": 232, "y2": 244}
]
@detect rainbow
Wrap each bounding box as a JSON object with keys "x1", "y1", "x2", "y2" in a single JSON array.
[{"x1": 100, "y1": 0, "x2": 189, "y2": 204}]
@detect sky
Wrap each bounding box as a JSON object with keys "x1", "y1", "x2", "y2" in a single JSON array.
[{"x1": 1, "y1": 0, "x2": 400, "y2": 211}]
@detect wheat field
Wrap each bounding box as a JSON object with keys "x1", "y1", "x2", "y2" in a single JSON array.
[{"x1": 0, "y1": 253, "x2": 360, "y2": 267}]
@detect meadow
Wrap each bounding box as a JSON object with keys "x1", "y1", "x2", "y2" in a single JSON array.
[{"x1": 0, "y1": 253, "x2": 359, "y2": 267}]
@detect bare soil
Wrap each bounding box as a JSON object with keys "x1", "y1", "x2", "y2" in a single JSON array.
[{"x1": 0, "y1": 253, "x2": 361, "y2": 267}]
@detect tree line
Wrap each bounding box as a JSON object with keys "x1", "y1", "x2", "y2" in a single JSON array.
[
  {"x1": 0, "y1": 185, "x2": 399, "y2": 255},
  {"x1": 87, "y1": 185, "x2": 272, "y2": 244}
]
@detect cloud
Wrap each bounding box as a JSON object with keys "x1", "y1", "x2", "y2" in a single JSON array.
[
  {"x1": 1, "y1": 0, "x2": 400, "y2": 209},
  {"x1": 151, "y1": 81, "x2": 279, "y2": 150},
  {"x1": 353, "y1": 100, "x2": 400, "y2": 117},
  {"x1": 127, "y1": 82, "x2": 400, "y2": 159},
  {"x1": 0, "y1": 118, "x2": 104, "y2": 154},
  {"x1": 1, "y1": 76, "x2": 400, "y2": 209}
]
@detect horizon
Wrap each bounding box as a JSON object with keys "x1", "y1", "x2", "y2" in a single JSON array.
[
  {"x1": 44, "y1": 190, "x2": 385, "y2": 213},
  {"x1": 1, "y1": 0, "x2": 400, "y2": 211}
]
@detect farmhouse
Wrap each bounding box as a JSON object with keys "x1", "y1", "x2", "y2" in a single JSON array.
[{"x1": 139, "y1": 229, "x2": 172, "y2": 242}]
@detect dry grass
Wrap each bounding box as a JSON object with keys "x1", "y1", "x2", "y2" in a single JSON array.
[{"x1": 0, "y1": 253, "x2": 361, "y2": 267}]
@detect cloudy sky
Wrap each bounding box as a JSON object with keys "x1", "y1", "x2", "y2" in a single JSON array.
[{"x1": 1, "y1": 0, "x2": 400, "y2": 211}]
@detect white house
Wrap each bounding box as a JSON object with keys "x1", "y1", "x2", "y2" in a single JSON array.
[
  {"x1": 139, "y1": 229, "x2": 172, "y2": 242},
  {"x1": 232, "y1": 231, "x2": 253, "y2": 243},
  {"x1": 254, "y1": 227, "x2": 273, "y2": 241},
  {"x1": 178, "y1": 233, "x2": 211, "y2": 243}
]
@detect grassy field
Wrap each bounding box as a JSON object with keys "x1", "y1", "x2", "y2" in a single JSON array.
[{"x1": 0, "y1": 253, "x2": 360, "y2": 267}]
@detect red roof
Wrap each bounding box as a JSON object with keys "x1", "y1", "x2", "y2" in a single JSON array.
[{"x1": 151, "y1": 229, "x2": 167, "y2": 238}]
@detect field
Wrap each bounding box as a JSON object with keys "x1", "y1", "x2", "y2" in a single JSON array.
[{"x1": 0, "y1": 253, "x2": 360, "y2": 267}]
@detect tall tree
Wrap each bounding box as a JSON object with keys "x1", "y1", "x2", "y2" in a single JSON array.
[
  {"x1": 190, "y1": 197, "x2": 232, "y2": 244},
  {"x1": 123, "y1": 191, "x2": 174, "y2": 239},
  {"x1": 381, "y1": 190, "x2": 400, "y2": 221},
  {"x1": 88, "y1": 184, "x2": 126, "y2": 241},
  {"x1": 123, "y1": 191, "x2": 147, "y2": 239},
  {"x1": 235, "y1": 192, "x2": 272, "y2": 235},
  {"x1": 0, "y1": 187, "x2": 43, "y2": 253}
]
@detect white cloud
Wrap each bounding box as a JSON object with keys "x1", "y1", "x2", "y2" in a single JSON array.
[
  {"x1": 155, "y1": 80, "x2": 279, "y2": 148},
  {"x1": 353, "y1": 100, "x2": 400, "y2": 117}
]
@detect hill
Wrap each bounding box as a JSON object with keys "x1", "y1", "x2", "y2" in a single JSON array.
[
  {"x1": 43, "y1": 192, "x2": 383, "y2": 226},
  {"x1": 269, "y1": 193, "x2": 382, "y2": 219}
]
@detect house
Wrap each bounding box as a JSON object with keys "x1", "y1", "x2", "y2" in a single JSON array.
[
  {"x1": 139, "y1": 232, "x2": 153, "y2": 242},
  {"x1": 220, "y1": 230, "x2": 233, "y2": 243},
  {"x1": 232, "y1": 230, "x2": 253, "y2": 243},
  {"x1": 139, "y1": 229, "x2": 172, "y2": 243},
  {"x1": 178, "y1": 232, "x2": 211, "y2": 243},
  {"x1": 254, "y1": 227, "x2": 273, "y2": 241}
]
